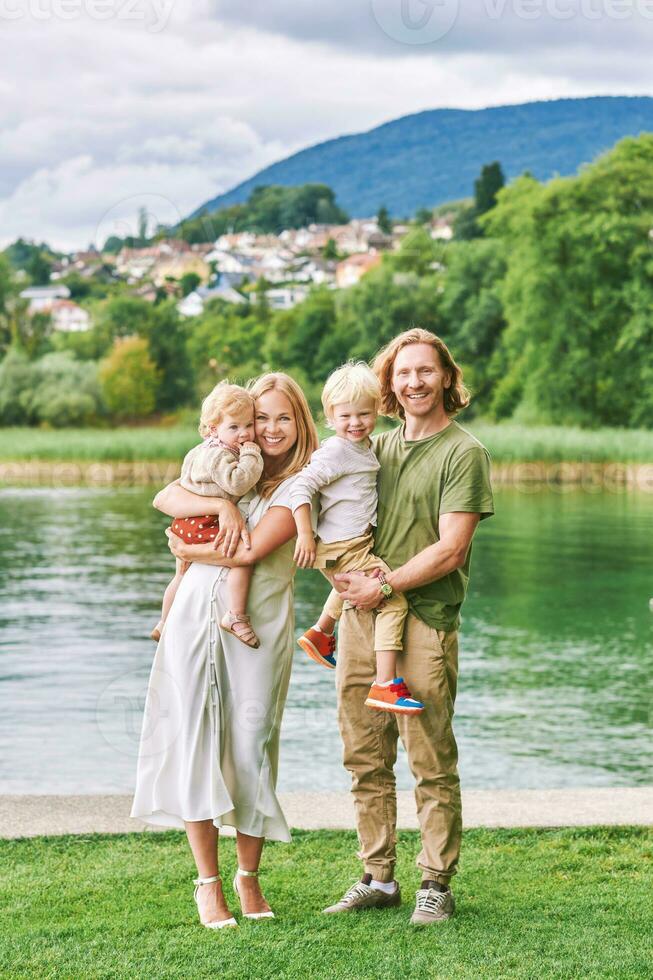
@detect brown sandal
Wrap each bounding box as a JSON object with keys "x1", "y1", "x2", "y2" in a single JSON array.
[{"x1": 220, "y1": 611, "x2": 260, "y2": 649}]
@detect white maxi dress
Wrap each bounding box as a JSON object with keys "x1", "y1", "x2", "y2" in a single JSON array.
[{"x1": 130, "y1": 476, "x2": 299, "y2": 842}]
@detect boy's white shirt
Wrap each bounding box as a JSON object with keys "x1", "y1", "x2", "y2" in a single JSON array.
[{"x1": 289, "y1": 435, "x2": 379, "y2": 543}]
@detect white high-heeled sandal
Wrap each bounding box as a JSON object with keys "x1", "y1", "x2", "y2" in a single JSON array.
[
  {"x1": 233, "y1": 868, "x2": 275, "y2": 920},
  {"x1": 193, "y1": 874, "x2": 238, "y2": 929}
]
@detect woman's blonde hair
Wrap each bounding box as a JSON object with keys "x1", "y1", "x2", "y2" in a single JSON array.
[
  {"x1": 321, "y1": 361, "x2": 381, "y2": 424},
  {"x1": 248, "y1": 372, "x2": 319, "y2": 497},
  {"x1": 372, "y1": 328, "x2": 470, "y2": 419},
  {"x1": 198, "y1": 381, "x2": 255, "y2": 438}
]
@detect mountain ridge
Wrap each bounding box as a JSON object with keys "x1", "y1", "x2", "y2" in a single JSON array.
[{"x1": 192, "y1": 96, "x2": 653, "y2": 219}]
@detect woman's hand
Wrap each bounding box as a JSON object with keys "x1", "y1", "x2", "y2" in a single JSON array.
[
  {"x1": 167, "y1": 529, "x2": 195, "y2": 563},
  {"x1": 166, "y1": 528, "x2": 252, "y2": 566},
  {"x1": 212, "y1": 500, "x2": 251, "y2": 558},
  {"x1": 293, "y1": 531, "x2": 317, "y2": 568}
]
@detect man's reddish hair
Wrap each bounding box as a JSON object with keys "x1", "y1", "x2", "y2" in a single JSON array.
[{"x1": 372, "y1": 328, "x2": 470, "y2": 419}]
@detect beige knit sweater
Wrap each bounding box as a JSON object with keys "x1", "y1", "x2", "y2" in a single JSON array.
[{"x1": 179, "y1": 439, "x2": 263, "y2": 500}]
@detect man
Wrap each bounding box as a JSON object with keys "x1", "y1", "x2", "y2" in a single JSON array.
[{"x1": 323, "y1": 327, "x2": 494, "y2": 926}]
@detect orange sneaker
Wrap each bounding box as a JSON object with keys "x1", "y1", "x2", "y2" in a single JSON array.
[
  {"x1": 365, "y1": 678, "x2": 424, "y2": 715},
  {"x1": 297, "y1": 628, "x2": 337, "y2": 669}
]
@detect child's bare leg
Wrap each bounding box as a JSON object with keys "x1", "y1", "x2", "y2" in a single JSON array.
[
  {"x1": 221, "y1": 566, "x2": 260, "y2": 648},
  {"x1": 375, "y1": 650, "x2": 398, "y2": 685},
  {"x1": 316, "y1": 611, "x2": 337, "y2": 634},
  {"x1": 314, "y1": 583, "x2": 343, "y2": 634},
  {"x1": 152, "y1": 558, "x2": 189, "y2": 640},
  {"x1": 226, "y1": 565, "x2": 252, "y2": 617}
]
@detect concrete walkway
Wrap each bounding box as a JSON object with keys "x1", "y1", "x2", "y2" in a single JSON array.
[{"x1": 1, "y1": 789, "x2": 651, "y2": 839}]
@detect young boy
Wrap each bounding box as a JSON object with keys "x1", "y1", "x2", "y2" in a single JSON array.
[
  {"x1": 290, "y1": 362, "x2": 424, "y2": 715},
  {"x1": 152, "y1": 382, "x2": 263, "y2": 648}
]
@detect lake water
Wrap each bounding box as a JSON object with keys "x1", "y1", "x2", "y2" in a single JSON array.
[{"x1": 0, "y1": 485, "x2": 651, "y2": 794}]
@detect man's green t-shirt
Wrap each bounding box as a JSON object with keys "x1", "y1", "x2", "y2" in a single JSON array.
[{"x1": 373, "y1": 421, "x2": 494, "y2": 631}]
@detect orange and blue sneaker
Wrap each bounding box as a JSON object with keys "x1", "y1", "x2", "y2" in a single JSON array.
[
  {"x1": 297, "y1": 627, "x2": 337, "y2": 669},
  {"x1": 365, "y1": 678, "x2": 424, "y2": 715}
]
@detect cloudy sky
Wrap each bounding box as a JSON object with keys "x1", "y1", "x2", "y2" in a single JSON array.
[{"x1": 1, "y1": 0, "x2": 652, "y2": 249}]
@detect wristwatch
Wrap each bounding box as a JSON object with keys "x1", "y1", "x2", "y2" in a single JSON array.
[{"x1": 378, "y1": 571, "x2": 393, "y2": 599}]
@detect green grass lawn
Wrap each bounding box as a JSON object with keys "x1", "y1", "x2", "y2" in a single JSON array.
[
  {"x1": 1, "y1": 828, "x2": 651, "y2": 979},
  {"x1": 1, "y1": 422, "x2": 652, "y2": 464}
]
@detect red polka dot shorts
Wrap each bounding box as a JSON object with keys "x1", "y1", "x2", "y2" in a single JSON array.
[{"x1": 171, "y1": 515, "x2": 220, "y2": 544}]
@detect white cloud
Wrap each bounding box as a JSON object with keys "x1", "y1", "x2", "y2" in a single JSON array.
[{"x1": 0, "y1": 1, "x2": 651, "y2": 248}]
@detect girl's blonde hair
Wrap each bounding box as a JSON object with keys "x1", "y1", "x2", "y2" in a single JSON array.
[
  {"x1": 321, "y1": 361, "x2": 381, "y2": 423},
  {"x1": 372, "y1": 328, "x2": 470, "y2": 419},
  {"x1": 198, "y1": 381, "x2": 255, "y2": 438},
  {"x1": 248, "y1": 372, "x2": 319, "y2": 497}
]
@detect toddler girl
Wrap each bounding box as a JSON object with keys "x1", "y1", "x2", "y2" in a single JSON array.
[
  {"x1": 151, "y1": 381, "x2": 263, "y2": 648},
  {"x1": 290, "y1": 362, "x2": 424, "y2": 715}
]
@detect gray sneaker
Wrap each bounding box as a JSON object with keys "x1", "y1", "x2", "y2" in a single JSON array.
[
  {"x1": 323, "y1": 878, "x2": 401, "y2": 914},
  {"x1": 410, "y1": 886, "x2": 455, "y2": 925}
]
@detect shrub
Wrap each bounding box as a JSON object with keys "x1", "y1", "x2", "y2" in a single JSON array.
[{"x1": 99, "y1": 336, "x2": 160, "y2": 420}]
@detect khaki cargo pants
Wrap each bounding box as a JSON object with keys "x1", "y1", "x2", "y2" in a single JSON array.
[
  {"x1": 336, "y1": 607, "x2": 462, "y2": 885},
  {"x1": 316, "y1": 530, "x2": 408, "y2": 651}
]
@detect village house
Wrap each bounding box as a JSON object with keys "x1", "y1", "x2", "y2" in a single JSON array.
[
  {"x1": 254, "y1": 284, "x2": 310, "y2": 310},
  {"x1": 116, "y1": 239, "x2": 191, "y2": 280},
  {"x1": 335, "y1": 252, "x2": 382, "y2": 289},
  {"x1": 151, "y1": 253, "x2": 211, "y2": 288},
  {"x1": 289, "y1": 256, "x2": 336, "y2": 285},
  {"x1": 20, "y1": 285, "x2": 71, "y2": 311},
  {"x1": 177, "y1": 282, "x2": 247, "y2": 318},
  {"x1": 430, "y1": 216, "x2": 454, "y2": 240},
  {"x1": 48, "y1": 299, "x2": 91, "y2": 332}
]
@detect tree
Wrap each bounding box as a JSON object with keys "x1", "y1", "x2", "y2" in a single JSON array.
[
  {"x1": 0, "y1": 254, "x2": 15, "y2": 354},
  {"x1": 334, "y1": 263, "x2": 444, "y2": 366},
  {"x1": 474, "y1": 162, "x2": 505, "y2": 216},
  {"x1": 175, "y1": 183, "x2": 349, "y2": 242},
  {"x1": 186, "y1": 302, "x2": 267, "y2": 392},
  {"x1": 415, "y1": 207, "x2": 433, "y2": 225},
  {"x1": 94, "y1": 295, "x2": 153, "y2": 355},
  {"x1": 0, "y1": 349, "x2": 39, "y2": 424},
  {"x1": 483, "y1": 135, "x2": 653, "y2": 426},
  {"x1": 439, "y1": 239, "x2": 507, "y2": 412},
  {"x1": 392, "y1": 226, "x2": 441, "y2": 277},
  {"x1": 27, "y1": 250, "x2": 53, "y2": 285},
  {"x1": 265, "y1": 288, "x2": 338, "y2": 383},
  {"x1": 180, "y1": 272, "x2": 201, "y2": 297},
  {"x1": 322, "y1": 238, "x2": 338, "y2": 260},
  {"x1": 30, "y1": 352, "x2": 103, "y2": 427},
  {"x1": 454, "y1": 162, "x2": 506, "y2": 241},
  {"x1": 143, "y1": 304, "x2": 194, "y2": 412},
  {"x1": 377, "y1": 205, "x2": 392, "y2": 234},
  {"x1": 99, "y1": 337, "x2": 160, "y2": 419},
  {"x1": 137, "y1": 206, "x2": 149, "y2": 243},
  {"x1": 103, "y1": 235, "x2": 124, "y2": 254}
]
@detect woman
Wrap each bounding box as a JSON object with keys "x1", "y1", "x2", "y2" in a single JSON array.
[{"x1": 130, "y1": 373, "x2": 318, "y2": 929}]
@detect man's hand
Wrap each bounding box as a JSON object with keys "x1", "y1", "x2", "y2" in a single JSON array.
[
  {"x1": 213, "y1": 506, "x2": 250, "y2": 557},
  {"x1": 333, "y1": 570, "x2": 385, "y2": 611},
  {"x1": 294, "y1": 531, "x2": 317, "y2": 568}
]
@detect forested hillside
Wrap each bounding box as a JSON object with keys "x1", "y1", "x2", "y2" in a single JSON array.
[{"x1": 194, "y1": 96, "x2": 653, "y2": 218}]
